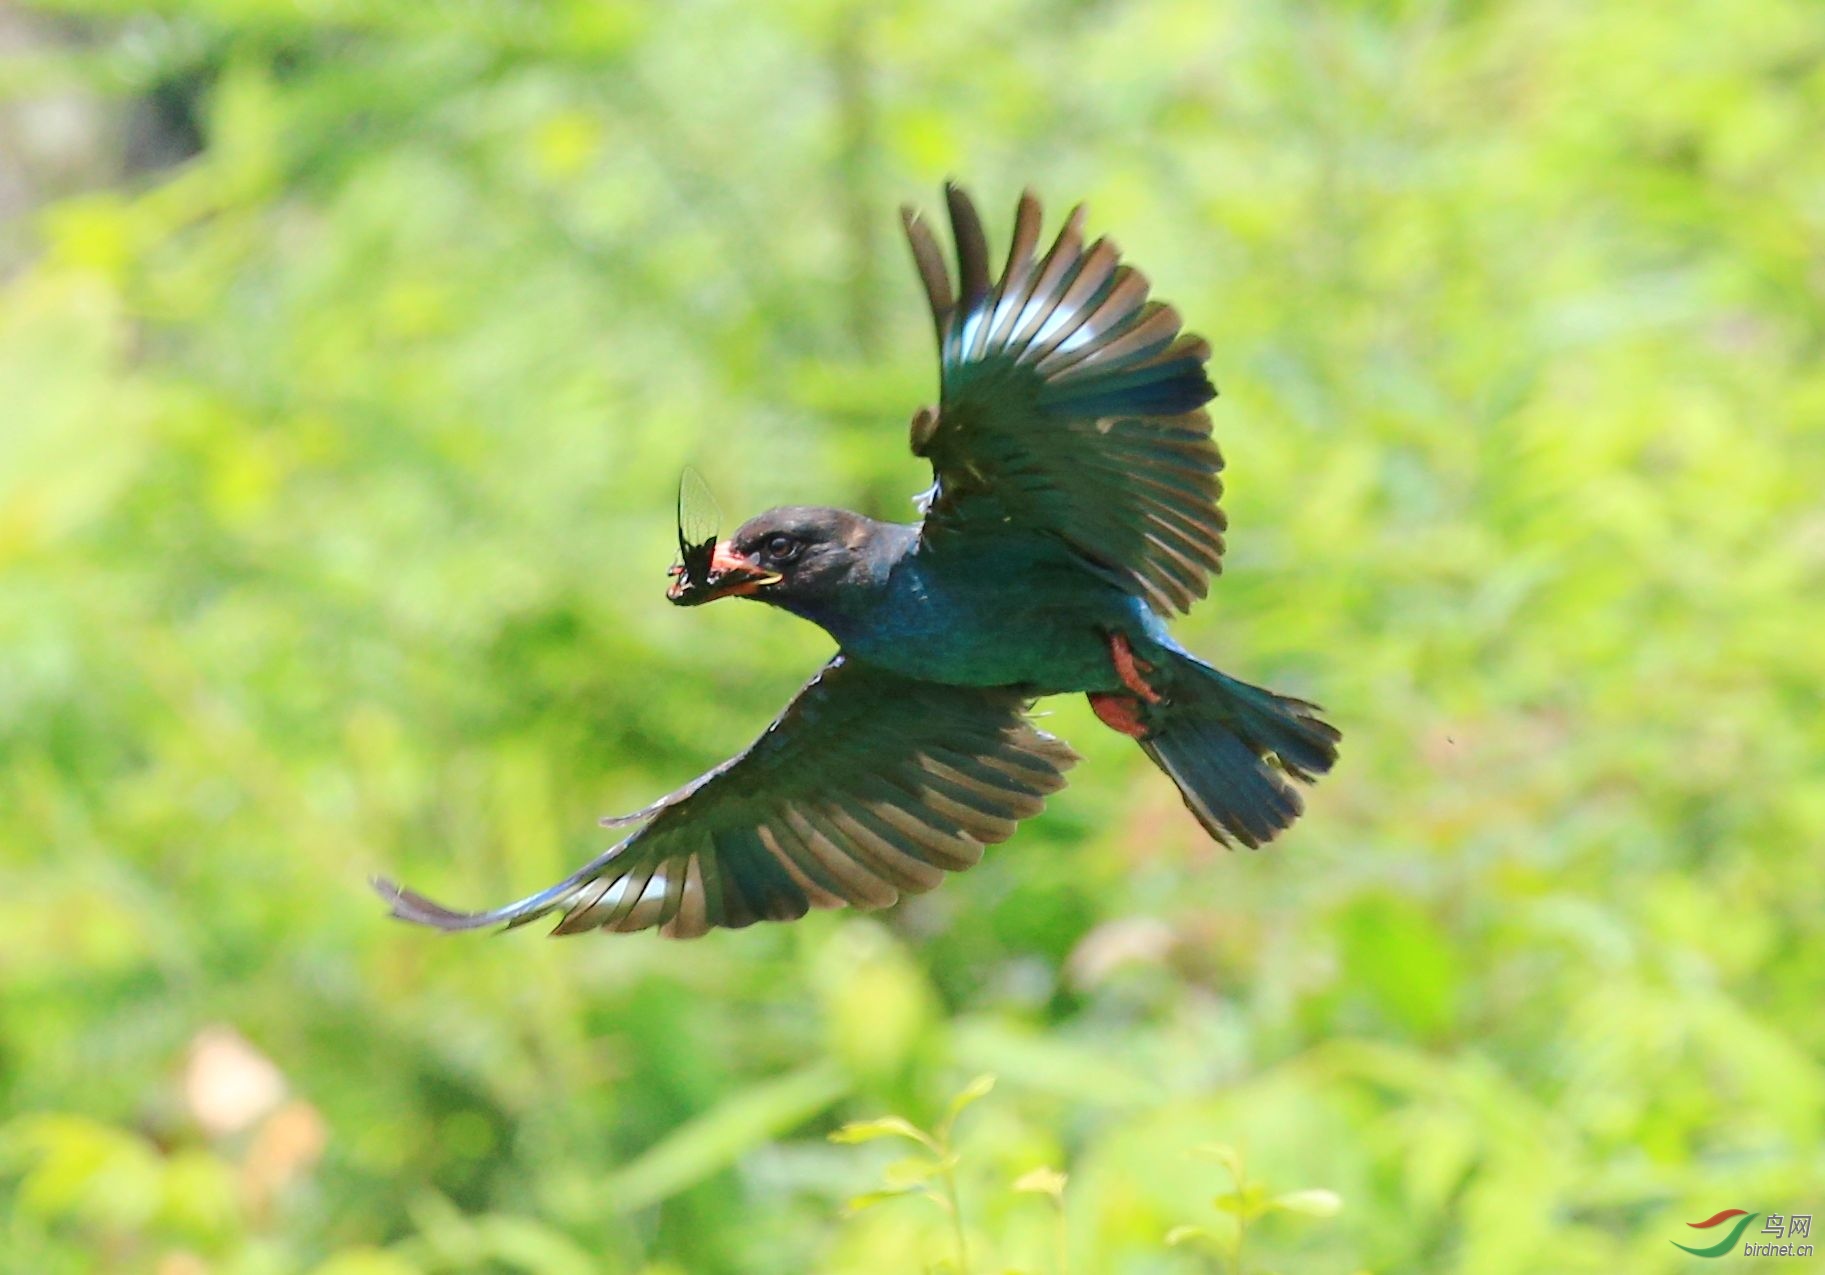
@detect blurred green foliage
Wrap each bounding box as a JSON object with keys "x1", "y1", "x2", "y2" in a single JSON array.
[{"x1": 2, "y1": 0, "x2": 1823, "y2": 1271}]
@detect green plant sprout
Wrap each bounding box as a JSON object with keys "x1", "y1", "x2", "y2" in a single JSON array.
[
  {"x1": 1012, "y1": 1165, "x2": 1069, "y2": 1275},
  {"x1": 829, "y1": 1074, "x2": 999, "y2": 1275},
  {"x1": 1165, "y1": 1144, "x2": 1341, "y2": 1275}
]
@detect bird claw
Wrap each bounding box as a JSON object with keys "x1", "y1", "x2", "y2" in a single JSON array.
[{"x1": 1106, "y1": 632, "x2": 1163, "y2": 704}]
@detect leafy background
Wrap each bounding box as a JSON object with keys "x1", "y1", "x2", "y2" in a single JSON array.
[{"x1": 2, "y1": 1, "x2": 1822, "y2": 1272}]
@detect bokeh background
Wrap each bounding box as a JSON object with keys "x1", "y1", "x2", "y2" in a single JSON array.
[{"x1": 3, "y1": 2, "x2": 1823, "y2": 1272}]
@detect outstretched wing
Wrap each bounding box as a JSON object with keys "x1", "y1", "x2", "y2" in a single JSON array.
[
  {"x1": 902, "y1": 185, "x2": 1226, "y2": 615},
  {"x1": 376, "y1": 657, "x2": 1078, "y2": 938}
]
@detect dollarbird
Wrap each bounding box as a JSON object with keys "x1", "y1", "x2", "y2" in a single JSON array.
[{"x1": 376, "y1": 185, "x2": 1339, "y2": 939}]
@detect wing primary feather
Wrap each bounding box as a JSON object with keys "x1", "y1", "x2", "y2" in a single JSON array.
[
  {"x1": 717, "y1": 825, "x2": 808, "y2": 923},
  {"x1": 852, "y1": 773, "x2": 984, "y2": 870},
  {"x1": 1041, "y1": 302, "x2": 1182, "y2": 380},
  {"x1": 1138, "y1": 497, "x2": 1227, "y2": 557},
  {"x1": 665, "y1": 856, "x2": 711, "y2": 939},
  {"x1": 1038, "y1": 363, "x2": 1214, "y2": 420},
  {"x1": 757, "y1": 808, "x2": 847, "y2": 899},
  {"x1": 1138, "y1": 531, "x2": 1213, "y2": 600},
  {"x1": 372, "y1": 832, "x2": 637, "y2": 932},
  {"x1": 922, "y1": 744, "x2": 1052, "y2": 807},
  {"x1": 653, "y1": 860, "x2": 688, "y2": 929},
  {"x1": 1030, "y1": 265, "x2": 1147, "y2": 369},
  {"x1": 973, "y1": 743, "x2": 1076, "y2": 794},
  {"x1": 782, "y1": 805, "x2": 898, "y2": 907},
  {"x1": 1073, "y1": 437, "x2": 1219, "y2": 492},
  {"x1": 710, "y1": 828, "x2": 768, "y2": 925},
  {"x1": 1068, "y1": 449, "x2": 1223, "y2": 506},
  {"x1": 902, "y1": 206, "x2": 954, "y2": 348},
  {"x1": 694, "y1": 841, "x2": 741, "y2": 930},
  {"x1": 916, "y1": 753, "x2": 1044, "y2": 820},
  {"x1": 759, "y1": 821, "x2": 847, "y2": 910},
  {"x1": 558, "y1": 863, "x2": 655, "y2": 935},
  {"x1": 946, "y1": 183, "x2": 993, "y2": 320},
  {"x1": 596, "y1": 859, "x2": 662, "y2": 931},
  {"x1": 1007, "y1": 206, "x2": 1090, "y2": 352},
  {"x1": 548, "y1": 874, "x2": 619, "y2": 935},
  {"x1": 1116, "y1": 471, "x2": 1217, "y2": 525},
  {"x1": 986, "y1": 189, "x2": 1044, "y2": 349},
  {"x1": 819, "y1": 803, "x2": 947, "y2": 893},
  {"x1": 871, "y1": 800, "x2": 985, "y2": 871},
  {"x1": 605, "y1": 868, "x2": 668, "y2": 932},
  {"x1": 697, "y1": 828, "x2": 755, "y2": 926},
  {"x1": 913, "y1": 779, "x2": 1020, "y2": 844},
  {"x1": 1047, "y1": 322, "x2": 1204, "y2": 386},
  {"x1": 1020, "y1": 241, "x2": 1121, "y2": 362},
  {"x1": 904, "y1": 755, "x2": 1026, "y2": 835}
]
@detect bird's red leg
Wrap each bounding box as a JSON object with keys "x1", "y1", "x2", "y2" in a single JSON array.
[
  {"x1": 1087, "y1": 632, "x2": 1165, "y2": 740},
  {"x1": 1088, "y1": 692, "x2": 1150, "y2": 738},
  {"x1": 1106, "y1": 632, "x2": 1163, "y2": 704}
]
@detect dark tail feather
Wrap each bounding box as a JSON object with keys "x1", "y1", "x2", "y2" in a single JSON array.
[{"x1": 1140, "y1": 657, "x2": 1339, "y2": 847}]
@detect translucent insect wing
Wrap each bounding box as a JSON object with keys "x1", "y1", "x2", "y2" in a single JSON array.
[{"x1": 676, "y1": 466, "x2": 722, "y2": 587}]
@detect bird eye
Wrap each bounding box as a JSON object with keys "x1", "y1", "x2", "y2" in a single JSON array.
[{"x1": 764, "y1": 534, "x2": 801, "y2": 562}]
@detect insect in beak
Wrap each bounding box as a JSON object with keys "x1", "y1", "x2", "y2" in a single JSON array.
[
  {"x1": 666, "y1": 469, "x2": 783, "y2": 605},
  {"x1": 669, "y1": 543, "x2": 782, "y2": 605}
]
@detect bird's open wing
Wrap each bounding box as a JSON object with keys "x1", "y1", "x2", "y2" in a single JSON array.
[
  {"x1": 903, "y1": 185, "x2": 1226, "y2": 615},
  {"x1": 376, "y1": 657, "x2": 1077, "y2": 938}
]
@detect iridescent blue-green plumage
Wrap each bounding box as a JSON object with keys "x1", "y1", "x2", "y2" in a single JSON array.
[
  {"x1": 378, "y1": 657, "x2": 1076, "y2": 938},
  {"x1": 904, "y1": 186, "x2": 1227, "y2": 617},
  {"x1": 379, "y1": 185, "x2": 1338, "y2": 940}
]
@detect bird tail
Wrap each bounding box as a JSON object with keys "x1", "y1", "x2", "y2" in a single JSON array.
[{"x1": 1137, "y1": 652, "x2": 1339, "y2": 847}]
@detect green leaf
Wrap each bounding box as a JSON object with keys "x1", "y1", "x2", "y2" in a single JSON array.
[
  {"x1": 843, "y1": 1187, "x2": 927, "y2": 1215},
  {"x1": 1194, "y1": 1142, "x2": 1245, "y2": 1185},
  {"x1": 1212, "y1": 1184, "x2": 1271, "y2": 1220},
  {"x1": 1165, "y1": 1225, "x2": 1214, "y2": 1247},
  {"x1": 1270, "y1": 1188, "x2": 1342, "y2": 1218},
  {"x1": 828, "y1": 1116, "x2": 933, "y2": 1148},
  {"x1": 1012, "y1": 1166, "x2": 1067, "y2": 1200},
  {"x1": 884, "y1": 1154, "x2": 954, "y2": 1188},
  {"x1": 940, "y1": 1073, "x2": 996, "y2": 1136}
]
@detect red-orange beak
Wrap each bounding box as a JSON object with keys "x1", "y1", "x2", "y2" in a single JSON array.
[{"x1": 667, "y1": 541, "x2": 783, "y2": 606}]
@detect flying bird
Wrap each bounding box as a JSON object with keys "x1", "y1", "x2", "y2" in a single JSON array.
[{"x1": 376, "y1": 185, "x2": 1339, "y2": 939}]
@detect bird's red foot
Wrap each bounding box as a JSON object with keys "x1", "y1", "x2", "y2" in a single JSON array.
[
  {"x1": 1106, "y1": 631, "x2": 1163, "y2": 704},
  {"x1": 1088, "y1": 691, "x2": 1151, "y2": 739}
]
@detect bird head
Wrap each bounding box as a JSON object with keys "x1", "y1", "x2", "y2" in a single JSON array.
[{"x1": 667, "y1": 506, "x2": 890, "y2": 609}]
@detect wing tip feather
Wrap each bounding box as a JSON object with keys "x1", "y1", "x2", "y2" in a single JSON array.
[{"x1": 372, "y1": 875, "x2": 499, "y2": 932}]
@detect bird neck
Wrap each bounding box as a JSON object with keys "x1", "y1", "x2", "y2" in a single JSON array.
[{"x1": 770, "y1": 521, "x2": 917, "y2": 641}]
